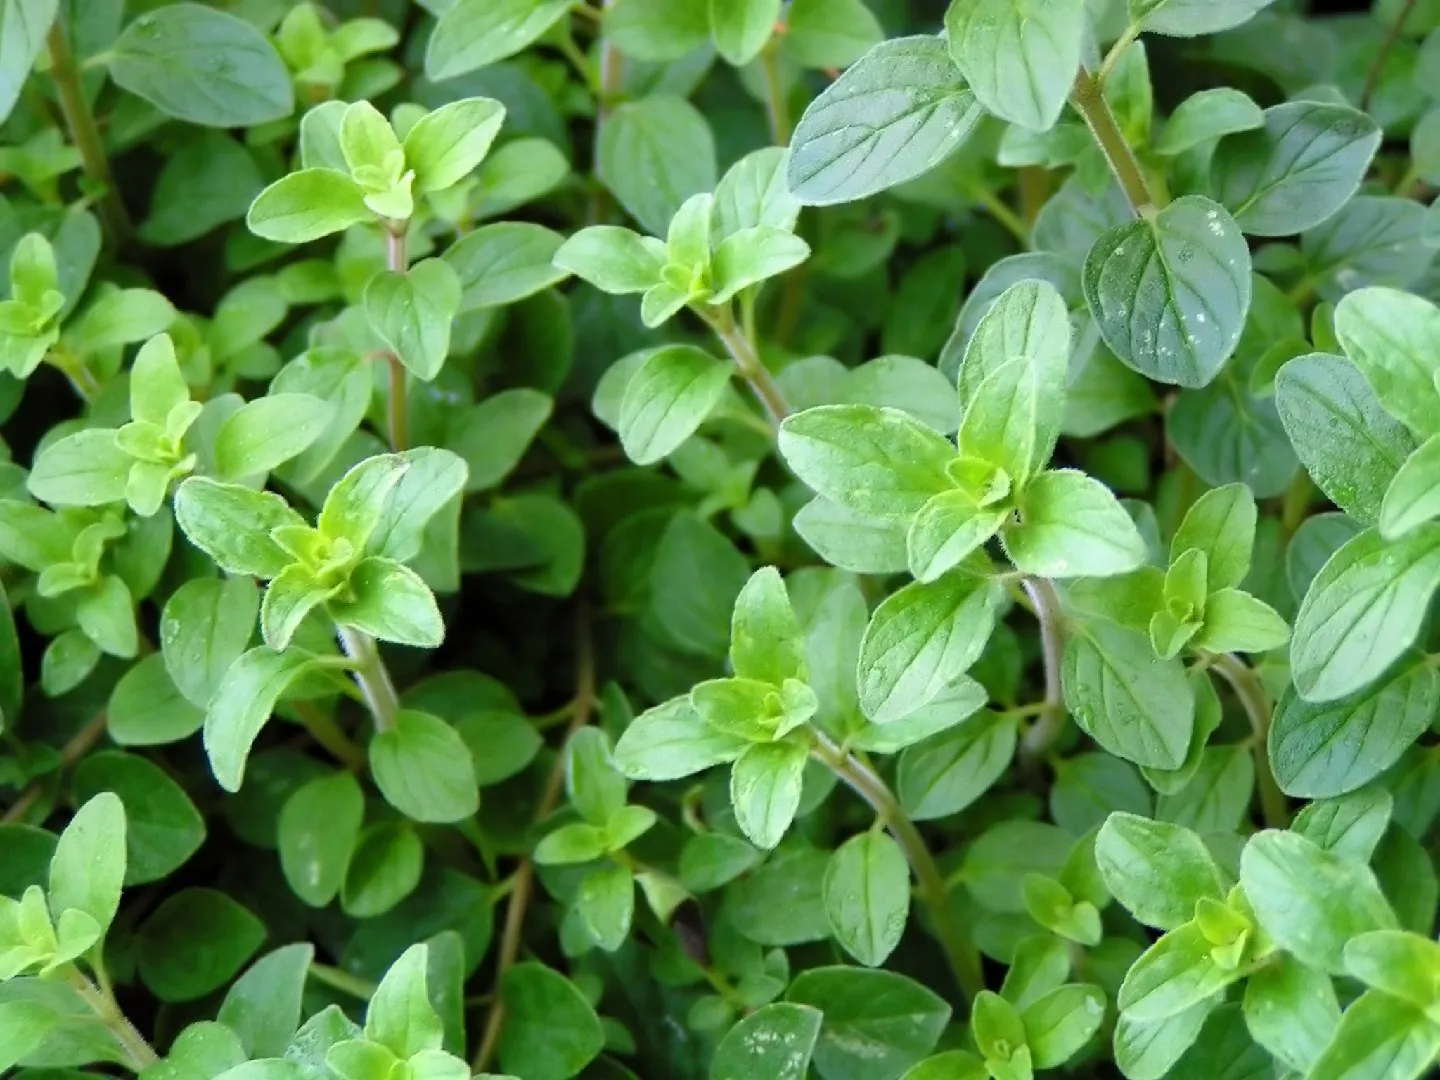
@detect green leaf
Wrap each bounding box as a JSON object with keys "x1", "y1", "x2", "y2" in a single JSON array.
[
  {"x1": 448, "y1": 388, "x2": 552, "y2": 493},
  {"x1": 618, "y1": 345, "x2": 730, "y2": 465},
  {"x1": 858, "y1": 572, "x2": 999, "y2": 723},
  {"x1": 612, "y1": 695, "x2": 748, "y2": 781},
  {"x1": 1269, "y1": 659, "x2": 1438, "y2": 798},
  {"x1": 711, "y1": 1002, "x2": 823, "y2": 1080},
  {"x1": 1239, "y1": 829, "x2": 1396, "y2": 973},
  {"x1": 1130, "y1": 0, "x2": 1280, "y2": 36},
  {"x1": 552, "y1": 226, "x2": 665, "y2": 295},
  {"x1": 403, "y1": 97, "x2": 505, "y2": 193},
  {"x1": 218, "y1": 943, "x2": 314, "y2": 1059},
  {"x1": 364, "y1": 259, "x2": 461, "y2": 382},
  {"x1": 424, "y1": 0, "x2": 572, "y2": 81},
  {"x1": 366, "y1": 447, "x2": 468, "y2": 564},
  {"x1": 71, "y1": 751, "x2": 204, "y2": 886},
  {"x1": 576, "y1": 862, "x2": 633, "y2": 951},
  {"x1": 787, "y1": 36, "x2": 982, "y2": 205},
  {"x1": 214, "y1": 394, "x2": 335, "y2": 480},
  {"x1": 1380, "y1": 433, "x2": 1440, "y2": 539},
  {"x1": 598, "y1": 96, "x2": 716, "y2": 237},
  {"x1": 140, "y1": 133, "x2": 265, "y2": 246},
  {"x1": 1023, "y1": 983, "x2": 1106, "y2": 1069},
  {"x1": 712, "y1": 147, "x2": 801, "y2": 244},
  {"x1": 203, "y1": 646, "x2": 320, "y2": 792},
  {"x1": 247, "y1": 169, "x2": 371, "y2": 244},
  {"x1": 279, "y1": 771, "x2": 363, "y2": 907},
  {"x1": 731, "y1": 566, "x2": 806, "y2": 686},
  {"x1": 1332, "y1": 286, "x2": 1440, "y2": 439},
  {"x1": 730, "y1": 740, "x2": 807, "y2": 849},
  {"x1": 26, "y1": 429, "x2": 128, "y2": 508},
  {"x1": 48, "y1": 790, "x2": 126, "y2": 935},
  {"x1": 1289, "y1": 525, "x2": 1440, "y2": 702},
  {"x1": 1344, "y1": 930, "x2": 1440, "y2": 1008},
  {"x1": 1191, "y1": 589, "x2": 1289, "y2": 654},
  {"x1": 822, "y1": 832, "x2": 909, "y2": 967},
  {"x1": 1095, "y1": 813, "x2": 1226, "y2": 931},
  {"x1": 109, "y1": 3, "x2": 293, "y2": 127},
  {"x1": 0, "y1": 0, "x2": 57, "y2": 127},
  {"x1": 371, "y1": 711, "x2": 478, "y2": 829},
  {"x1": 1083, "y1": 195, "x2": 1252, "y2": 388},
  {"x1": 1118, "y1": 921, "x2": 1245, "y2": 1022},
  {"x1": 1241, "y1": 954, "x2": 1340, "y2": 1074},
  {"x1": 1212, "y1": 103, "x2": 1380, "y2": 237},
  {"x1": 779, "y1": 404, "x2": 956, "y2": 520},
  {"x1": 1171, "y1": 483, "x2": 1256, "y2": 591},
  {"x1": 1063, "y1": 622, "x2": 1195, "y2": 769},
  {"x1": 137, "y1": 888, "x2": 265, "y2": 1002},
  {"x1": 366, "y1": 944, "x2": 443, "y2": 1058},
  {"x1": 565, "y1": 727, "x2": 627, "y2": 826},
  {"x1": 161, "y1": 577, "x2": 260, "y2": 709},
  {"x1": 72, "y1": 288, "x2": 175, "y2": 352},
  {"x1": 1004, "y1": 469, "x2": 1147, "y2": 578},
  {"x1": 1113, "y1": 1002, "x2": 1214, "y2": 1080},
  {"x1": 0, "y1": 999, "x2": 60, "y2": 1073},
  {"x1": 329, "y1": 558, "x2": 444, "y2": 648},
  {"x1": 534, "y1": 822, "x2": 606, "y2": 866},
  {"x1": 795, "y1": 497, "x2": 909, "y2": 575},
  {"x1": 497, "y1": 962, "x2": 604, "y2": 1080},
  {"x1": 174, "y1": 477, "x2": 305, "y2": 577},
  {"x1": 108, "y1": 653, "x2": 204, "y2": 746},
  {"x1": 1155, "y1": 89, "x2": 1264, "y2": 156},
  {"x1": 786, "y1": 967, "x2": 951, "y2": 1080},
  {"x1": 342, "y1": 824, "x2": 423, "y2": 918},
  {"x1": 1307, "y1": 990, "x2": 1440, "y2": 1080},
  {"x1": 897, "y1": 710, "x2": 1016, "y2": 820},
  {"x1": 709, "y1": 0, "x2": 779, "y2": 65},
  {"x1": 945, "y1": 0, "x2": 1083, "y2": 132},
  {"x1": 906, "y1": 489, "x2": 1007, "y2": 584},
  {"x1": 1291, "y1": 788, "x2": 1393, "y2": 862},
  {"x1": 444, "y1": 222, "x2": 568, "y2": 310},
  {"x1": 710, "y1": 227, "x2": 810, "y2": 303}
]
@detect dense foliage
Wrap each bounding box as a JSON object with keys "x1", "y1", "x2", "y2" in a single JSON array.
[{"x1": 1, "y1": 0, "x2": 1439, "y2": 1078}]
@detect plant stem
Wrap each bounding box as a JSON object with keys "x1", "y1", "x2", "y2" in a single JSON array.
[
  {"x1": 968, "y1": 185, "x2": 1029, "y2": 247},
  {"x1": 1018, "y1": 578, "x2": 1067, "y2": 771},
  {"x1": 292, "y1": 701, "x2": 367, "y2": 771},
  {"x1": 474, "y1": 605, "x2": 596, "y2": 1073},
  {"x1": 46, "y1": 22, "x2": 130, "y2": 247},
  {"x1": 1097, "y1": 23, "x2": 1141, "y2": 84},
  {"x1": 308, "y1": 961, "x2": 377, "y2": 999},
  {"x1": 811, "y1": 732, "x2": 984, "y2": 1006},
  {"x1": 1362, "y1": 0, "x2": 1417, "y2": 110},
  {"x1": 383, "y1": 227, "x2": 409, "y2": 452},
  {"x1": 1209, "y1": 652, "x2": 1288, "y2": 829},
  {"x1": 66, "y1": 967, "x2": 158, "y2": 1071},
  {"x1": 337, "y1": 626, "x2": 400, "y2": 734},
  {"x1": 3, "y1": 711, "x2": 109, "y2": 823},
  {"x1": 1069, "y1": 66, "x2": 1156, "y2": 218},
  {"x1": 703, "y1": 306, "x2": 791, "y2": 426},
  {"x1": 760, "y1": 38, "x2": 791, "y2": 145}
]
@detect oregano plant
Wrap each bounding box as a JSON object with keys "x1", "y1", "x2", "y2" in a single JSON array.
[{"x1": 1, "y1": 2, "x2": 1438, "y2": 1080}]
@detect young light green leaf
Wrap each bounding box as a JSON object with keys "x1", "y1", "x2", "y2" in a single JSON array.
[
  {"x1": 329, "y1": 558, "x2": 444, "y2": 648},
  {"x1": 1083, "y1": 195, "x2": 1251, "y2": 388},
  {"x1": 906, "y1": 489, "x2": 1007, "y2": 584},
  {"x1": 822, "y1": 832, "x2": 910, "y2": 967},
  {"x1": 1155, "y1": 89, "x2": 1264, "y2": 156},
  {"x1": 1239, "y1": 829, "x2": 1397, "y2": 972},
  {"x1": 787, "y1": 36, "x2": 982, "y2": 205},
  {"x1": 214, "y1": 394, "x2": 335, "y2": 480},
  {"x1": 858, "y1": 572, "x2": 999, "y2": 723},
  {"x1": 779, "y1": 404, "x2": 956, "y2": 520},
  {"x1": 1332, "y1": 287, "x2": 1440, "y2": 439},
  {"x1": 173, "y1": 478, "x2": 304, "y2": 577},
  {"x1": 48, "y1": 791, "x2": 126, "y2": 935},
  {"x1": 1171, "y1": 483, "x2": 1256, "y2": 591},
  {"x1": 402, "y1": 97, "x2": 505, "y2": 193},
  {"x1": 731, "y1": 566, "x2": 806, "y2": 686},
  {"x1": 1379, "y1": 434, "x2": 1440, "y2": 540},
  {"x1": 1023, "y1": 984, "x2": 1107, "y2": 1069},
  {"x1": 1118, "y1": 921, "x2": 1245, "y2": 1022},
  {"x1": 613, "y1": 695, "x2": 748, "y2": 781},
  {"x1": 1289, "y1": 525, "x2": 1440, "y2": 702},
  {"x1": 730, "y1": 740, "x2": 807, "y2": 850},
  {"x1": 247, "y1": 169, "x2": 371, "y2": 244},
  {"x1": 1212, "y1": 103, "x2": 1381, "y2": 237},
  {"x1": 945, "y1": 0, "x2": 1083, "y2": 132},
  {"x1": 1095, "y1": 813, "x2": 1226, "y2": 931},
  {"x1": 1004, "y1": 469, "x2": 1147, "y2": 578},
  {"x1": 710, "y1": 227, "x2": 810, "y2": 303},
  {"x1": 27, "y1": 429, "x2": 128, "y2": 507},
  {"x1": 710, "y1": 0, "x2": 779, "y2": 66},
  {"x1": 552, "y1": 226, "x2": 666, "y2": 295},
  {"x1": 1241, "y1": 955, "x2": 1340, "y2": 1075},
  {"x1": 1306, "y1": 990, "x2": 1440, "y2": 1080},
  {"x1": 110, "y1": 4, "x2": 293, "y2": 127},
  {"x1": 203, "y1": 647, "x2": 319, "y2": 792}
]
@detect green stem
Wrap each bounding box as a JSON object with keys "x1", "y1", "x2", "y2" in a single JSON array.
[
  {"x1": 1069, "y1": 66, "x2": 1156, "y2": 218},
  {"x1": 702, "y1": 306, "x2": 791, "y2": 426},
  {"x1": 66, "y1": 967, "x2": 158, "y2": 1071},
  {"x1": 337, "y1": 626, "x2": 400, "y2": 733},
  {"x1": 1017, "y1": 578, "x2": 1067, "y2": 771},
  {"x1": 1208, "y1": 652, "x2": 1288, "y2": 829},
  {"x1": 46, "y1": 21, "x2": 130, "y2": 246},
  {"x1": 968, "y1": 185, "x2": 1030, "y2": 247},
  {"x1": 811, "y1": 732, "x2": 984, "y2": 1007},
  {"x1": 383, "y1": 227, "x2": 409, "y2": 452},
  {"x1": 1280, "y1": 472, "x2": 1313, "y2": 539},
  {"x1": 1097, "y1": 23, "x2": 1141, "y2": 84},
  {"x1": 1362, "y1": 0, "x2": 1417, "y2": 110},
  {"x1": 760, "y1": 37, "x2": 791, "y2": 146},
  {"x1": 293, "y1": 701, "x2": 367, "y2": 771},
  {"x1": 308, "y1": 962, "x2": 377, "y2": 999}
]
